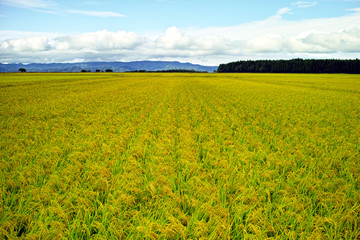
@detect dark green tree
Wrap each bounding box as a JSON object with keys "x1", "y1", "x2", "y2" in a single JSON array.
[
  {"x1": 217, "y1": 59, "x2": 360, "y2": 73},
  {"x1": 19, "y1": 68, "x2": 26, "y2": 72}
]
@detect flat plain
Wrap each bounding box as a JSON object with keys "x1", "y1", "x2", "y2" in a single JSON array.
[{"x1": 1, "y1": 73, "x2": 359, "y2": 239}]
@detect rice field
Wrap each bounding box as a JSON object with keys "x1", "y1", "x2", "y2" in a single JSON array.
[{"x1": 0, "y1": 72, "x2": 359, "y2": 239}]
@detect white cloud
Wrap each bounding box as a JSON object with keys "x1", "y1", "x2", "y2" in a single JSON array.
[
  {"x1": 1, "y1": 36, "x2": 50, "y2": 51},
  {"x1": 349, "y1": 7, "x2": 360, "y2": 12},
  {"x1": 291, "y1": 1, "x2": 317, "y2": 8},
  {"x1": 55, "y1": 30, "x2": 142, "y2": 51},
  {"x1": 0, "y1": 0, "x2": 52, "y2": 9},
  {"x1": 0, "y1": 30, "x2": 60, "y2": 41},
  {"x1": 302, "y1": 28, "x2": 360, "y2": 52},
  {"x1": 0, "y1": 30, "x2": 141, "y2": 54},
  {"x1": 245, "y1": 34, "x2": 284, "y2": 53},
  {"x1": 1, "y1": 8, "x2": 360, "y2": 65},
  {"x1": 68, "y1": 10, "x2": 125, "y2": 18},
  {"x1": 195, "y1": 35, "x2": 232, "y2": 52},
  {"x1": 0, "y1": 0, "x2": 125, "y2": 18},
  {"x1": 156, "y1": 26, "x2": 191, "y2": 49},
  {"x1": 276, "y1": 7, "x2": 292, "y2": 17}
]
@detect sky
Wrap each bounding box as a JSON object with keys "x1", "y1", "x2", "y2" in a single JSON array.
[{"x1": 0, "y1": 0, "x2": 360, "y2": 65}]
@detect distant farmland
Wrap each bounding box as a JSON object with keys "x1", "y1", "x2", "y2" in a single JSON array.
[{"x1": 1, "y1": 73, "x2": 359, "y2": 239}]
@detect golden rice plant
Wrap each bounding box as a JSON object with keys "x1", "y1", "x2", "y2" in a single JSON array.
[{"x1": 0, "y1": 72, "x2": 359, "y2": 239}]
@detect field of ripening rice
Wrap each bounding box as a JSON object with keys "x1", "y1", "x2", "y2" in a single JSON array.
[{"x1": 0, "y1": 72, "x2": 359, "y2": 239}]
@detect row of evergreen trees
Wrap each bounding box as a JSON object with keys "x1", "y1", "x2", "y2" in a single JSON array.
[{"x1": 217, "y1": 59, "x2": 360, "y2": 73}]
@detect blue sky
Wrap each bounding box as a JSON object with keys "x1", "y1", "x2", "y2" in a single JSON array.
[{"x1": 0, "y1": 0, "x2": 359, "y2": 64}]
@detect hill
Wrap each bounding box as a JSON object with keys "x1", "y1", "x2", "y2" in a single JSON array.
[{"x1": 0, "y1": 61, "x2": 218, "y2": 73}]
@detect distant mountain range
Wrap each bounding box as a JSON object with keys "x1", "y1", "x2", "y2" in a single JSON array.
[{"x1": 0, "y1": 61, "x2": 218, "y2": 73}]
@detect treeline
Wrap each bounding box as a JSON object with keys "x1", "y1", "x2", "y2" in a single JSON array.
[
  {"x1": 217, "y1": 59, "x2": 360, "y2": 73},
  {"x1": 81, "y1": 69, "x2": 113, "y2": 72},
  {"x1": 126, "y1": 69, "x2": 208, "y2": 73}
]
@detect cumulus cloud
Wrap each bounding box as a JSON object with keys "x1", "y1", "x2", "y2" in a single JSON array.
[
  {"x1": 0, "y1": 30, "x2": 142, "y2": 56},
  {"x1": 242, "y1": 30, "x2": 360, "y2": 54},
  {"x1": 1, "y1": 8, "x2": 360, "y2": 65},
  {"x1": 156, "y1": 26, "x2": 191, "y2": 49},
  {"x1": 154, "y1": 26, "x2": 234, "y2": 56},
  {"x1": 302, "y1": 28, "x2": 360, "y2": 52},
  {"x1": 55, "y1": 30, "x2": 142, "y2": 51},
  {"x1": 245, "y1": 34, "x2": 284, "y2": 53},
  {"x1": 195, "y1": 35, "x2": 232, "y2": 52},
  {"x1": 1, "y1": 36, "x2": 51, "y2": 51}
]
